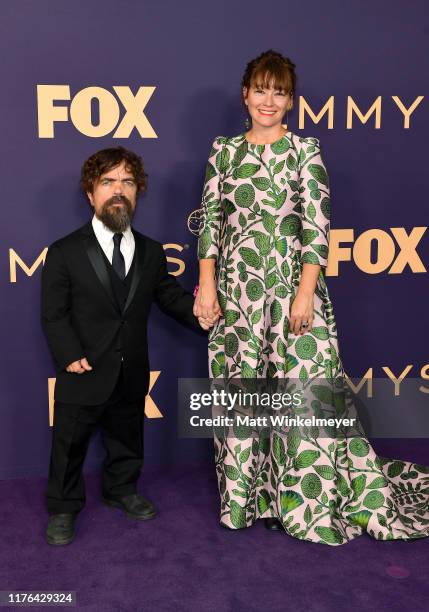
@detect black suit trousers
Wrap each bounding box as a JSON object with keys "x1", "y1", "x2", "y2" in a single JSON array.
[{"x1": 46, "y1": 365, "x2": 144, "y2": 514}]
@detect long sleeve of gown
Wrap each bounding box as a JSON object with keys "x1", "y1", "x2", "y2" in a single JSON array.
[
  {"x1": 197, "y1": 136, "x2": 226, "y2": 260},
  {"x1": 298, "y1": 137, "x2": 331, "y2": 269}
]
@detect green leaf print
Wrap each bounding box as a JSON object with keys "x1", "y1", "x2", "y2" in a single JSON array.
[
  {"x1": 299, "y1": 365, "x2": 308, "y2": 383},
  {"x1": 239, "y1": 448, "x2": 251, "y2": 463},
  {"x1": 261, "y1": 210, "x2": 277, "y2": 234},
  {"x1": 274, "y1": 191, "x2": 287, "y2": 209},
  {"x1": 314, "y1": 527, "x2": 344, "y2": 544},
  {"x1": 224, "y1": 310, "x2": 240, "y2": 325},
  {"x1": 277, "y1": 338, "x2": 287, "y2": 358},
  {"x1": 310, "y1": 326, "x2": 329, "y2": 340},
  {"x1": 273, "y1": 160, "x2": 285, "y2": 175},
  {"x1": 363, "y1": 491, "x2": 385, "y2": 510},
  {"x1": 223, "y1": 199, "x2": 237, "y2": 215},
  {"x1": 295, "y1": 336, "x2": 317, "y2": 359},
  {"x1": 211, "y1": 357, "x2": 224, "y2": 377},
  {"x1": 270, "y1": 299, "x2": 282, "y2": 327},
  {"x1": 286, "y1": 153, "x2": 297, "y2": 171},
  {"x1": 241, "y1": 361, "x2": 256, "y2": 378},
  {"x1": 294, "y1": 450, "x2": 321, "y2": 469},
  {"x1": 266, "y1": 272, "x2": 277, "y2": 289},
  {"x1": 349, "y1": 438, "x2": 370, "y2": 457},
  {"x1": 281, "y1": 491, "x2": 305, "y2": 515},
  {"x1": 257, "y1": 490, "x2": 271, "y2": 514},
  {"x1": 312, "y1": 244, "x2": 329, "y2": 260},
  {"x1": 205, "y1": 162, "x2": 217, "y2": 182},
  {"x1": 367, "y1": 476, "x2": 388, "y2": 489},
  {"x1": 230, "y1": 500, "x2": 247, "y2": 528},
  {"x1": 284, "y1": 355, "x2": 299, "y2": 374},
  {"x1": 321, "y1": 197, "x2": 331, "y2": 219},
  {"x1": 314, "y1": 465, "x2": 336, "y2": 480},
  {"x1": 280, "y1": 214, "x2": 301, "y2": 236},
  {"x1": 245, "y1": 279, "x2": 264, "y2": 302},
  {"x1": 302, "y1": 229, "x2": 319, "y2": 246},
  {"x1": 275, "y1": 238, "x2": 287, "y2": 256},
  {"x1": 234, "y1": 326, "x2": 251, "y2": 342},
  {"x1": 232, "y1": 141, "x2": 248, "y2": 167},
  {"x1": 302, "y1": 252, "x2": 321, "y2": 265},
  {"x1": 224, "y1": 465, "x2": 240, "y2": 480},
  {"x1": 281, "y1": 260, "x2": 290, "y2": 278},
  {"x1": 307, "y1": 202, "x2": 317, "y2": 220},
  {"x1": 283, "y1": 475, "x2": 301, "y2": 487},
  {"x1": 304, "y1": 504, "x2": 312, "y2": 525},
  {"x1": 239, "y1": 247, "x2": 262, "y2": 269},
  {"x1": 377, "y1": 513, "x2": 387, "y2": 527},
  {"x1": 216, "y1": 147, "x2": 230, "y2": 173},
  {"x1": 273, "y1": 434, "x2": 286, "y2": 465},
  {"x1": 222, "y1": 181, "x2": 236, "y2": 194},
  {"x1": 287, "y1": 427, "x2": 301, "y2": 457},
  {"x1": 271, "y1": 139, "x2": 290, "y2": 154},
  {"x1": 198, "y1": 229, "x2": 212, "y2": 258},
  {"x1": 336, "y1": 473, "x2": 351, "y2": 497},
  {"x1": 348, "y1": 510, "x2": 372, "y2": 528},
  {"x1": 233, "y1": 163, "x2": 260, "y2": 179},
  {"x1": 254, "y1": 232, "x2": 271, "y2": 255},
  {"x1": 308, "y1": 163, "x2": 329, "y2": 187},
  {"x1": 251, "y1": 309, "x2": 262, "y2": 324},
  {"x1": 251, "y1": 177, "x2": 271, "y2": 191},
  {"x1": 225, "y1": 333, "x2": 239, "y2": 357},
  {"x1": 351, "y1": 474, "x2": 367, "y2": 499},
  {"x1": 387, "y1": 461, "x2": 406, "y2": 478},
  {"x1": 301, "y1": 473, "x2": 322, "y2": 499},
  {"x1": 234, "y1": 184, "x2": 255, "y2": 208}
]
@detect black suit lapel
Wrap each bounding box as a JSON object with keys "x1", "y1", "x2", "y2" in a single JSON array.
[
  {"x1": 124, "y1": 232, "x2": 145, "y2": 313},
  {"x1": 80, "y1": 223, "x2": 119, "y2": 313}
]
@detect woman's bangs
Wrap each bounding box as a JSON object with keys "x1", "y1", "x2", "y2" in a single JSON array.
[{"x1": 250, "y1": 67, "x2": 291, "y2": 93}]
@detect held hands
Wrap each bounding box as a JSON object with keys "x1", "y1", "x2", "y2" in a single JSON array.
[
  {"x1": 198, "y1": 316, "x2": 216, "y2": 330},
  {"x1": 66, "y1": 357, "x2": 93, "y2": 374},
  {"x1": 193, "y1": 282, "x2": 223, "y2": 330},
  {"x1": 290, "y1": 289, "x2": 314, "y2": 335}
]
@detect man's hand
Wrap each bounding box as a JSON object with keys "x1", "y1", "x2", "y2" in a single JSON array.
[
  {"x1": 198, "y1": 315, "x2": 219, "y2": 330},
  {"x1": 66, "y1": 357, "x2": 93, "y2": 374}
]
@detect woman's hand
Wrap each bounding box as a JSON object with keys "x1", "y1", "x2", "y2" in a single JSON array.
[
  {"x1": 193, "y1": 281, "x2": 222, "y2": 321},
  {"x1": 289, "y1": 289, "x2": 314, "y2": 335}
]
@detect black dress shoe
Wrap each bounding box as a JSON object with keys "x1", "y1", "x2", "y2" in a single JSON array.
[
  {"x1": 102, "y1": 493, "x2": 156, "y2": 521},
  {"x1": 46, "y1": 513, "x2": 76, "y2": 546},
  {"x1": 264, "y1": 517, "x2": 283, "y2": 531}
]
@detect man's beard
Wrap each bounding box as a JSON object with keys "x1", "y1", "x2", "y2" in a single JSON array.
[{"x1": 97, "y1": 196, "x2": 135, "y2": 233}]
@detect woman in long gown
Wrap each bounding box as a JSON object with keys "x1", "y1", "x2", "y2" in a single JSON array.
[{"x1": 193, "y1": 50, "x2": 429, "y2": 544}]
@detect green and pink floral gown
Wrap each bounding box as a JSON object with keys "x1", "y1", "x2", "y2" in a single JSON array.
[{"x1": 197, "y1": 131, "x2": 429, "y2": 545}]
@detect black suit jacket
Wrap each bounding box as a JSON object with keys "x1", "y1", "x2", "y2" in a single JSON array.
[{"x1": 41, "y1": 221, "x2": 201, "y2": 405}]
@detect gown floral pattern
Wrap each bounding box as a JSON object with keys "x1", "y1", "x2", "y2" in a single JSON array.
[{"x1": 197, "y1": 131, "x2": 429, "y2": 545}]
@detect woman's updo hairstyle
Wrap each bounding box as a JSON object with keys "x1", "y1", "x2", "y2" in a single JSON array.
[{"x1": 241, "y1": 49, "x2": 296, "y2": 107}]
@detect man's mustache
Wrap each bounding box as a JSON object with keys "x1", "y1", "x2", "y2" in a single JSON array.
[{"x1": 104, "y1": 195, "x2": 132, "y2": 208}]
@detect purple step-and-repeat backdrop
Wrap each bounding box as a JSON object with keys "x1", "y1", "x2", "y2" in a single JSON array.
[{"x1": 1, "y1": 1, "x2": 428, "y2": 478}]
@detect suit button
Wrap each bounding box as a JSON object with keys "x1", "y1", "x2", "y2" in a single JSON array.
[{"x1": 120, "y1": 320, "x2": 125, "y2": 325}]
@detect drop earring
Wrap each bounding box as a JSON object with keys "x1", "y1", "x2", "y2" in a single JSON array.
[
  {"x1": 244, "y1": 115, "x2": 251, "y2": 130},
  {"x1": 283, "y1": 110, "x2": 289, "y2": 130}
]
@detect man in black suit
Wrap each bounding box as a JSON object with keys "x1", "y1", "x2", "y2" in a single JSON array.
[{"x1": 42, "y1": 146, "x2": 213, "y2": 545}]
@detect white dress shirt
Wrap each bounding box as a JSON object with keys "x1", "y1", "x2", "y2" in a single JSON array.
[{"x1": 91, "y1": 215, "x2": 135, "y2": 276}]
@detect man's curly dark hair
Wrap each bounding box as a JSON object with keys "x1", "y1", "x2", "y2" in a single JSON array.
[{"x1": 81, "y1": 146, "x2": 148, "y2": 194}]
